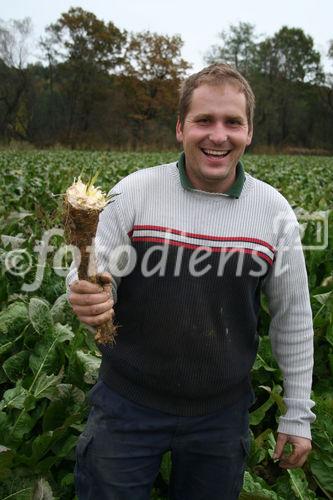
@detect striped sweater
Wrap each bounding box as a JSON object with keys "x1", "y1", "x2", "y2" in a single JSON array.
[{"x1": 67, "y1": 157, "x2": 315, "y2": 439}]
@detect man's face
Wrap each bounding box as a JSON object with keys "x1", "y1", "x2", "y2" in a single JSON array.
[{"x1": 176, "y1": 83, "x2": 253, "y2": 193}]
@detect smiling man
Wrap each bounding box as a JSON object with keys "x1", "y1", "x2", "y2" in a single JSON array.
[
  {"x1": 176, "y1": 82, "x2": 252, "y2": 193},
  {"x1": 68, "y1": 64, "x2": 315, "y2": 500}
]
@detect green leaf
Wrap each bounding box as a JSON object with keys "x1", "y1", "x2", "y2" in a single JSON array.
[
  {"x1": 310, "y1": 449, "x2": 333, "y2": 495},
  {"x1": 0, "y1": 338, "x2": 15, "y2": 356},
  {"x1": 30, "y1": 432, "x2": 54, "y2": 464},
  {"x1": 0, "y1": 410, "x2": 9, "y2": 437},
  {"x1": 240, "y1": 471, "x2": 280, "y2": 499},
  {"x1": 0, "y1": 446, "x2": 15, "y2": 480},
  {"x1": 253, "y1": 354, "x2": 277, "y2": 372},
  {"x1": 57, "y1": 383, "x2": 86, "y2": 405},
  {"x1": 287, "y1": 468, "x2": 316, "y2": 499},
  {"x1": 0, "y1": 381, "x2": 28, "y2": 410},
  {"x1": 29, "y1": 339, "x2": 59, "y2": 376},
  {"x1": 259, "y1": 385, "x2": 285, "y2": 414},
  {"x1": 325, "y1": 322, "x2": 333, "y2": 347},
  {"x1": 53, "y1": 433, "x2": 78, "y2": 458},
  {"x1": 53, "y1": 322, "x2": 74, "y2": 342},
  {"x1": 75, "y1": 350, "x2": 101, "y2": 384},
  {"x1": 0, "y1": 487, "x2": 34, "y2": 500},
  {"x1": 24, "y1": 394, "x2": 37, "y2": 412},
  {"x1": 274, "y1": 473, "x2": 298, "y2": 500},
  {"x1": 313, "y1": 464, "x2": 333, "y2": 496},
  {"x1": 60, "y1": 472, "x2": 74, "y2": 487},
  {"x1": 50, "y1": 293, "x2": 73, "y2": 324},
  {"x1": 329, "y1": 353, "x2": 333, "y2": 377},
  {"x1": 5, "y1": 210, "x2": 33, "y2": 224},
  {"x1": 29, "y1": 297, "x2": 54, "y2": 336},
  {"x1": 10, "y1": 411, "x2": 35, "y2": 441},
  {"x1": 253, "y1": 337, "x2": 278, "y2": 372},
  {"x1": 32, "y1": 370, "x2": 63, "y2": 400},
  {"x1": 0, "y1": 302, "x2": 29, "y2": 336},
  {"x1": 160, "y1": 451, "x2": 171, "y2": 484},
  {"x1": 28, "y1": 325, "x2": 72, "y2": 380},
  {"x1": 314, "y1": 290, "x2": 333, "y2": 305},
  {"x1": 250, "y1": 395, "x2": 275, "y2": 425},
  {"x1": 3, "y1": 351, "x2": 29, "y2": 382},
  {"x1": 42, "y1": 385, "x2": 85, "y2": 432},
  {"x1": 34, "y1": 456, "x2": 59, "y2": 474}
]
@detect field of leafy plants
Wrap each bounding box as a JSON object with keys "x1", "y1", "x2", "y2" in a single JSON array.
[{"x1": 0, "y1": 150, "x2": 332, "y2": 500}]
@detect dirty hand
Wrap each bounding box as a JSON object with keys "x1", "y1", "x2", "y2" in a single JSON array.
[
  {"x1": 273, "y1": 433, "x2": 312, "y2": 469},
  {"x1": 68, "y1": 272, "x2": 114, "y2": 326}
]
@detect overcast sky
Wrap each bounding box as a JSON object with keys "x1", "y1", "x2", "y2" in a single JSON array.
[{"x1": 2, "y1": 0, "x2": 333, "y2": 72}]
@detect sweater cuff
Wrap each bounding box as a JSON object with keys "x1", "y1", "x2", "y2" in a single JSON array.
[
  {"x1": 277, "y1": 397, "x2": 315, "y2": 440},
  {"x1": 65, "y1": 268, "x2": 78, "y2": 298}
]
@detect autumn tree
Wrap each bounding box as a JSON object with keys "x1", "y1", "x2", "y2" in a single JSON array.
[
  {"x1": 0, "y1": 17, "x2": 33, "y2": 141},
  {"x1": 256, "y1": 27, "x2": 324, "y2": 145},
  {"x1": 42, "y1": 7, "x2": 127, "y2": 145},
  {"x1": 120, "y1": 31, "x2": 191, "y2": 144},
  {"x1": 205, "y1": 22, "x2": 258, "y2": 77},
  {"x1": 323, "y1": 40, "x2": 333, "y2": 116},
  {"x1": 125, "y1": 30, "x2": 191, "y2": 81},
  {"x1": 256, "y1": 26, "x2": 323, "y2": 83}
]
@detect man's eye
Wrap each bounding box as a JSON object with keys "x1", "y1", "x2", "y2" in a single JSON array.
[
  {"x1": 197, "y1": 118, "x2": 210, "y2": 124},
  {"x1": 227, "y1": 119, "x2": 241, "y2": 126}
]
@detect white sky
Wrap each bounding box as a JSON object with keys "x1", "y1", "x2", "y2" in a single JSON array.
[{"x1": 1, "y1": 0, "x2": 333, "y2": 72}]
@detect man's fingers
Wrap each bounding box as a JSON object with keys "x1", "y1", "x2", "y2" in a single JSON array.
[
  {"x1": 96, "y1": 272, "x2": 112, "y2": 284},
  {"x1": 273, "y1": 433, "x2": 288, "y2": 459},
  {"x1": 69, "y1": 291, "x2": 111, "y2": 306},
  {"x1": 280, "y1": 441, "x2": 311, "y2": 469},
  {"x1": 70, "y1": 279, "x2": 104, "y2": 294},
  {"x1": 79, "y1": 309, "x2": 114, "y2": 326},
  {"x1": 72, "y1": 299, "x2": 114, "y2": 317},
  {"x1": 279, "y1": 449, "x2": 309, "y2": 469},
  {"x1": 103, "y1": 284, "x2": 112, "y2": 296},
  {"x1": 274, "y1": 434, "x2": 312, "y2": 469},
  {"x1": 68, "y1": 275, "x2": 115, "y2": 328}
]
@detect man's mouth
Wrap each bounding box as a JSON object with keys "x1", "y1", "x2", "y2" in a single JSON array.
[{"x1": 201, "y1": 148, "x2": 231, "y2": 158}]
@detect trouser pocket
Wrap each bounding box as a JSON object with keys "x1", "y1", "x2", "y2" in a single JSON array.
[{"x1": 75, "y1": 433, "x2": 94, "y2": 499}]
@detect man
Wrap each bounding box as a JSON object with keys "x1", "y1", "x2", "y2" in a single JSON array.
[{"x1": 67, "y1": 64, "x2": 315, "y2": 500}]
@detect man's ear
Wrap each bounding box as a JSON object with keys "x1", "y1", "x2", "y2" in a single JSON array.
[
  {"x1": 246, "y1": 127, "x2": 253, "y2": 146},
  {"x1": 176, "y1": 117, "x2": 183, "y2": 143}
]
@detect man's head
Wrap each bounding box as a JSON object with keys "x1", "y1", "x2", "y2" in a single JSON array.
[
  {"x1": 176, "y1": 64, "x2": 255, "y2": 193},
  {"x1": 178, "y1": 63, "x2": 255, "y2": 131}
]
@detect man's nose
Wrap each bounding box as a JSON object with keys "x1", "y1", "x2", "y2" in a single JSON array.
[{"x1": 208, "y1": 123, "x2": 228, "y2": 144}]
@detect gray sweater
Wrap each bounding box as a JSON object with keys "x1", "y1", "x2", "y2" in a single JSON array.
[{"x1": 67, "y1": 159, "x2": 315, "y2": 439}]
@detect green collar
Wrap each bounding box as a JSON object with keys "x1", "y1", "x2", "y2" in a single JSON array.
[{"x1": 177, "y1": 151, "x2": 246, "y2": 198}]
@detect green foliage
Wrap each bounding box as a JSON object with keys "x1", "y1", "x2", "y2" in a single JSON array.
[
  {"x1": 0, "y1": 151, "x2": 332, "y2": 499},
  {"x1": 0, "y1": 293, "x2": 99, "y2": 498}
]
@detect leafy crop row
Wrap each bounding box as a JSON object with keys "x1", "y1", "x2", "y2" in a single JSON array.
[{"x1": 0, "y1": 151, "x2": 332, "y2": 499}]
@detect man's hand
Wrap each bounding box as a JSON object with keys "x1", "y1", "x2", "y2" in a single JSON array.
[
  {"x1": 273, "y1": 433, "x2": 312, "y2": 469},
  {"x1": 69, "y1": 272, "x2": 114, "y2": 326}
]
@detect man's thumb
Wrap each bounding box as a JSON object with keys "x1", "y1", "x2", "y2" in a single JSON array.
[{"x1": 96, "y1": 272, "x2": 112, "y2": 284}]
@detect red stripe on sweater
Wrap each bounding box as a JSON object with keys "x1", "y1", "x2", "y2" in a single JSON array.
[
  {"x1": 131, "y1": 236, "x2": 273, "y2": 265},
  {"x1": 130, "y1": 225, "x2": 275, "y2": 252}
]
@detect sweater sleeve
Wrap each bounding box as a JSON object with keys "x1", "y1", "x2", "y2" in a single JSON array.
[
  {"x1": 94, "y1": 187, "x2": 134, "y2": 304},
  {"x1": 262, "y1": 210, "x2": 315, "y2": 439}
]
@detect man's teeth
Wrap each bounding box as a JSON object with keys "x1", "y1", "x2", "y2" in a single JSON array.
[{"x1": 203, "y1": 149, "x2": 229, "y2": 157}]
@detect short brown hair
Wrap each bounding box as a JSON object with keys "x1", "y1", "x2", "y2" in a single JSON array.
[{"x1": 178, "y1": 63, "x2": 255, "y2": 130}]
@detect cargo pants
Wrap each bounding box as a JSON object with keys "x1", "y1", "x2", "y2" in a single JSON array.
[{"x1": 75, "y1": 380, "x2": 253, "y2": 500}]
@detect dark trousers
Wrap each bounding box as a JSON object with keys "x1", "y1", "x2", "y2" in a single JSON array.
[{"x1": 75, "y1": 380, "x2": 252, "y2": 500}]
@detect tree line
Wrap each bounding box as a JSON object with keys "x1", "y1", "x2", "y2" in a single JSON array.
[{"x1": 0, "y1": 8, "x2": 332, "y2": 152}]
